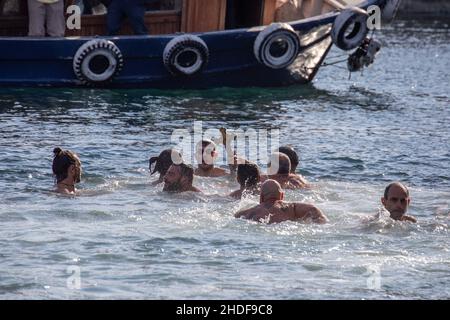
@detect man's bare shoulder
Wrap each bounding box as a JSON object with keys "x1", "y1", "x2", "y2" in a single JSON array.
[
  {"x1": 55, "y1": 186, "x2": 74, "y2": 195},
  {"x1": 235, "y1": 205, "x2": 260, "y2": 219},
  {"x1": 286, "y1": 175, "x2": 308, "y2": 189},
  {"x1": 293, "y1": 202, "x2": 328, "y2": 224},
  {"x1": 265, "y1": 174, "x2": 287, "y2": 185},
  {"x1": 400, "y1": 215, "x2": 417, "y2": 223},
  {"x1": 211, "y1": 167, "x2": 228, "y2": 177},
  {"x1": 194, "y1": 168, "x2": 205, "y2": 176},
  {"x1": 291, "y1": 173, "x2": 309, "y2": 185},
  {"x1": 195, "y1": 167, "x2": 229, "y2": 177}
]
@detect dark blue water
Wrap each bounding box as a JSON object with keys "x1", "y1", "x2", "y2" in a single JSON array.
[{"x1": 0, "y1": 19, "x2": 449, "y2": 299}]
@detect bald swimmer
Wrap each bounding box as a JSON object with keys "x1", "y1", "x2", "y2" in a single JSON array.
[
  {"x1": 235, "y1": 180, "x2": 327, "y2": 224},
  {"x1": 382, "y1": 182, "x2": 417, "y2": 223},
  {"x1": 261, "y1": 152, "x2": 307, "y2": 189}
]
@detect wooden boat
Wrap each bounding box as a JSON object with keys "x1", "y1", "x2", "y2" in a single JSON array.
[{"x1": 0, "y1": 0, "x2": 401, "y2": 88}]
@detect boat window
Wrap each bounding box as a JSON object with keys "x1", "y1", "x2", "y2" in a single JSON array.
[{"x1": 225, "y1": 0, "x2": 264, "y2": 29}]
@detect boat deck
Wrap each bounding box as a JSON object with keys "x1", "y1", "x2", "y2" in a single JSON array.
[{"x1": 0, "y1": 0, "x2": 365, "y2": 37}]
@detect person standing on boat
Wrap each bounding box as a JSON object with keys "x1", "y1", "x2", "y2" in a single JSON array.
[
  {"x1": 52, "y1": 147, "x2": 82, "y2": 194},
  {"x1": 27, "y1": 0, "x2": 65, "y2": 37},
  {"x1": 106, "y1": 0, "x2": 154, "y2": 36}
]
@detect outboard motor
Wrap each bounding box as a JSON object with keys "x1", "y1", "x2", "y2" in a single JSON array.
[{"x1": 347, "y1": 38, "x2": 382, "y2": 73}]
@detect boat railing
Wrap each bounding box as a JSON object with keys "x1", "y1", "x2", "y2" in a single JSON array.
[{"x1": 0, "y1": 0, "x2": 357, "y2": 38}]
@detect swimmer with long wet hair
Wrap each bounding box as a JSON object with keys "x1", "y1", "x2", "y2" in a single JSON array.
[
  {"x1": 229, "y1": 162, "x2": 261, "y2": 199},
  {"x1": 52, "y1": 147, "x2": 82, "y2": 194},
  {"x1": 381, "y1": 182, "x2": 417, "y2": 223},
  {"x1": 149, "y1": 148, "x2": 182, "y2": 185},
  {"x1": 235, "y1": 180, "x2": 327, "y2": 224}
]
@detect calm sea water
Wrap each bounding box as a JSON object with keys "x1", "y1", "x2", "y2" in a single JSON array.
[{"x1": 0, "y1": 19, "x2": 449, "y2": 299}]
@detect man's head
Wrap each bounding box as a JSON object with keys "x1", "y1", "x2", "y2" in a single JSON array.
[
  {"x1": 195, "y1": 139, "x2": 218, "y2": 169},
  {"x1": 381, "y1": 182, "x2": 410, "y2": 219},
  {"x1": 52, "y1": 147, "x2": 82, "y2": 184},
  {"x1": 163, "y1": 163, "x2": 195, "y2": 192},
  {"x1": 260, "y1": 179, "x2": 284, "y2": 204},
  {"x1": 149, "y1": 148, "x2": 182, "y2": 177},
  {"x1": 278, "y1": 146, "x2": 299, "y2": 173},
  {"x1": 237, "y1": 162, "x2": 260, "y2": 189},
  {"x1": 267, "y1": 152, "x2": 291, "y2": 175}
]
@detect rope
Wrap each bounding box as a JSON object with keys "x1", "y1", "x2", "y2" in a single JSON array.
[
  {"x1": 322, "y1": 57, "x2": 348, "y2": 67},
  {"x1": 326, "y1": 53, "x2": 349, "y2": 60},
  {"x1": 325, "y1": 64, "x2": 348, "y2": 71},
  {"x1": 322, "y1": 28, "x2": 378, "y2": 69}
]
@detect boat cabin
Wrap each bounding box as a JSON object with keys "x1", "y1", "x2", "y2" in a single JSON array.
[{"x1": 0, "y1": 0, "x2": 351, "y2": 37}]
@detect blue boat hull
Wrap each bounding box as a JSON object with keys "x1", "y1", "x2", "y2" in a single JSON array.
[{"x1": 0, "y1": 0, "x2": 384, "y2": 89}]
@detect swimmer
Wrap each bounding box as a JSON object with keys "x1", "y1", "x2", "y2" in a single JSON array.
[
  {"x1": 52, "y1": 147, "x2": 82, "y2": 194},
  {"x1": 194, "y1": 139, "x2": 228, "y2": 177},
  {"x1": 278, "y1": 145, "x2": 309, "y2": 185},
  {"x1": 235, "y1": 180, "x2": 327, "y2": 224},
  {"x1": 229, "y1": 162, "x2": 261, "y2": 199},
  {"x1": 163, "y1": 163, "x2": 201, "y2": 193},
  {"x1": 381, "y1": 182, "x2": 417, "y2": 223},
  {"x1": 261, "y1": 152, "x2": 307, "y2": 189},
  {"x1": 149, "y1": 149, "x2": 182, "y2": 185}
]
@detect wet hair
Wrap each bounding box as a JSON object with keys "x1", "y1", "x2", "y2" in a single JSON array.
[
  {"x1": 278, "y1": 145, "x2": 299, "y2": 172},
  {"x1": 237, "y1": 162, "x2": 260, "y2": 189},
  {"x1": 177, "y1": 163, "x2": 194, "y2": 185},
  {"x1": 384, "y1": 182, "x2": 409, "y2": 199},
  {"x1": 149, "y1": 149, "x2": 182, "y2": 177},
  {"x1": 52, "y1": 147, "x2": 81, "y2": 183}
]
